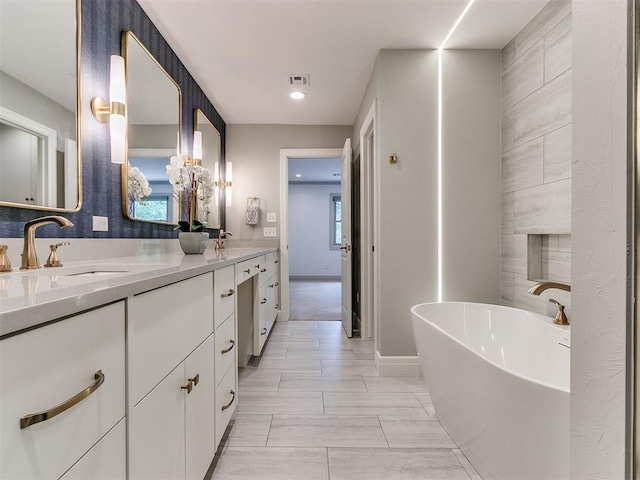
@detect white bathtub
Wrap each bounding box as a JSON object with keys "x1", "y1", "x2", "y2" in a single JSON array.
[{"x1": 411, "y1": 302, "x2": 570, "y2": 480}]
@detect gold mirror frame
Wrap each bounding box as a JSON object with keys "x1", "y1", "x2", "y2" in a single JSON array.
[
  {"x1": 194, "y1": 108, "x2": 221, "y2": 229},
  {"x1": 121, "y1": 31, "x2": 183, "y2": 225},
  {"x1": 0, "y1": 0, "x2": 82, "y2": 212}
]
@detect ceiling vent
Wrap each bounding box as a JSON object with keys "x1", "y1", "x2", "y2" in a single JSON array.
[{"x1": 287, "y1": 74, "x2": 310, "y2": 86}]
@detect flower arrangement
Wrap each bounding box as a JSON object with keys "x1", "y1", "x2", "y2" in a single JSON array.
[
  {"x1": 127, "y1": 166, "x2": 152, "y2": 214},
  {"x1": 166, "y1": 154, "x2": 215, "y2": 232}
]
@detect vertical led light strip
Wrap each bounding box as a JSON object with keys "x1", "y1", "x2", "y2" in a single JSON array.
[{"x1": 437, "y1": 0, "x2": 476, "y2": 303}]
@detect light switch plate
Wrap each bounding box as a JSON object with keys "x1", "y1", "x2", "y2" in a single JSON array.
[
  {"x1": 92, "y1": 216, "x2": 108, "y2": 232},
  {"x1": 263, "y1": 227, "x2": 277, "y2": 238},
  {"x1": 266, "y1": 212, "x2": 276, "y2": 223}
]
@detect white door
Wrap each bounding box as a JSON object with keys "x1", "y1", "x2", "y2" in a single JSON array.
[{"x1": 341, "y1": 138, "x2": 352, "y2": 337}]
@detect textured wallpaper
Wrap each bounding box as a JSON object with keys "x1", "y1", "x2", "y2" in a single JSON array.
[{"x1": 0, "y1": 0, "x2": 226, "y2": 239}]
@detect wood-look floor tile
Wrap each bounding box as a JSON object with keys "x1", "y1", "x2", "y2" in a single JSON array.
[
  {"x1": 453, "y1": 449, "x2": 484, "y2": 480},
  {"x1": 238, "y1": 372, "x2": 281, "y2": 392},
  {"x1": 323, "y1": 392, "x2": 427, "y2": 417},
  {"x1": 327, "y1": 448, "x2": 472, "y2": 480},
  {"x1": 226, "y1": 414, "x2": 272, "y2": 447},
  {"x1": 237, "y1": 392, "x2": 324, "y2": 415},
  {"x1": 379, "y1": 416, "x2": 456, "y2": 448},
  {"x1": 267, "y1": 415, "x2": 388, "y2": 447},
  {"x1": 291, "y1": 329, "x2": 345, "y2": 338},
  {"x1": 414, "y1": 393, "x2": 436, "y2": 416},
  {"x1": 278, "y1": 374, "x2": 367, "y2": 392},
  {"x1": 363, "y1": 376, "x2": 429, "y2": 393},
  {"x1": 286, "y1": 350, "x2": 357, "y2": 361},
  {"x1": 212, "y1": 447, "x2": 329, "y2": 480},
  {"x1": 321, "y1": 359, "x2": 379, "y2": 376},
  {"x1": 255, "y1": 358, "x2": 322, "y2": 374}
]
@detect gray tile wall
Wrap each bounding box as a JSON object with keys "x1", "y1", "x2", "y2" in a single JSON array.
[{"x1": 501, "y1": 0, "x2": 572, "y2": 315}]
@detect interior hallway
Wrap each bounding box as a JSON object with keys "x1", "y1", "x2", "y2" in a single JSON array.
[{"x1": 212, "y1": 320, "x2": 483, "y2": 479}]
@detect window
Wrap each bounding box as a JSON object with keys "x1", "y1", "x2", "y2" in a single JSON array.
[
  {"x1": 132, "y1": 196, "x2": 170, "y2": 222},
  {"x1": 331, "y1": 194, "x2": 342, "y2": 248}
]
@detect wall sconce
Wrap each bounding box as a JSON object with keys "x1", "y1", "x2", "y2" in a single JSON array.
[
  {"x1": 192, "y1": 131, "x2": 202, "y2": 165},
  {"x1": 215, "y1": 162, "x2": 233, "y2": 205},
  {"x1": 91, "y1": 55, "x2": 127, "y2": 164}
]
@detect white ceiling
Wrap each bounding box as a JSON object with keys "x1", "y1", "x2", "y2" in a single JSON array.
[
  {"x1": 288, "y1": 157, "x2": 342, "y2": 183},
  {"x1": 137, "y1": 0, "x2": 549, "y2": 126}
]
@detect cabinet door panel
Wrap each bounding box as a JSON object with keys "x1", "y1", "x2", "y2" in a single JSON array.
[
  {"x1": 185, "y1": 335, "x2": 216, "y2": 480},
  {"x1": 130, "y1": 363, "x2": 185, "y2": 480},
  {"x1": 60, "y1": 419, "x2": 126, "y2": 480},
  {"x1": 214, "y1": 265, "x2": 235, "y2": 329},
  {"x1": 0, "y1": 302, "x2": 125, "y2": 480},
  {"x1": 129, "y1": 273, "x2": 214, "y2": 405}
]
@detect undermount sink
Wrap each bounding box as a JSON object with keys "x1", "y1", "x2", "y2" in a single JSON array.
[
  {"x1": 6, "y1": 263, "x2": 170, "y2": 278},
  {"x1": 65, "y1": 269, "x2": 131, "y2": 277}
]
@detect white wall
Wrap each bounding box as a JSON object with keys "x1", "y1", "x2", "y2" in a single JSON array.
[
  {"x1": 225, "y1": 124, "x2": 352, "y2": 241},
  {"x1": 571, "y1": 0, "x2": 630, "y2": 477},
  {"x1": 288, "y1": 183, "x2": 341, "y2": 277},
  {"x1": 351, "y1": 49, "x2": 501, "y2": 358}
]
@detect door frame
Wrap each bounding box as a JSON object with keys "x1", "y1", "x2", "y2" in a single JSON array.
[
  {"x1": 279, "y1": 147, "x2": 344, "y2": 322},
  {"x1": 359, "y1": 100, "x2": 378, "y2": 343}
]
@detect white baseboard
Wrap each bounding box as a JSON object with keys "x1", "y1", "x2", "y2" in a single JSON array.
[{"x1": 375, "y1": 351, "x2": 423, "y2": 376}]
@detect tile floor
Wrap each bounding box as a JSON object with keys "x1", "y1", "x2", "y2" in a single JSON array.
[{"x1": 211, "y1": 320, "x2": 483, "y2": 480}]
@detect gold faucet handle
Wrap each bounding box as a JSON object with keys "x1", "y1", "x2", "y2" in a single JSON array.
[
  {"x1": 44, "y1": 242, "x2": 71, "y2": 268},
  {"x1": 548, "y1": 299, "x2": 569, "y2": 326},
  {"x1": 0, "y1": 245, "x2": 12, "y2": 273}
]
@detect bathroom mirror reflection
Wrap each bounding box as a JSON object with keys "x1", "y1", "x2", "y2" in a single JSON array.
[
  {"x1": 123, "y1": 31, "x2": 182, "y2": 225},
  {"x1": 0, "y1": 0, "x2": 81, "y2": 212},
  {"x1": 194, "y1": 109, "x2": 221, "y2": 229}
]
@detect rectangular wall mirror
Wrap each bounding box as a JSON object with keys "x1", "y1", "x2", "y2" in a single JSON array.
[
  {"x1": 123, "y1": 31, "x2": 182, "y2": 225},
  {"x1": 0, "y1": 0, "x2": 81, "y2": 211},
  {"x1": 194, "y1": 109, "x2": 221, "y2": 229}
]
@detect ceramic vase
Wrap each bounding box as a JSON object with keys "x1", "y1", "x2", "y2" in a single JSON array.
[{"x1": 178, "y1": 231, "x2": 209, "y2": 254}]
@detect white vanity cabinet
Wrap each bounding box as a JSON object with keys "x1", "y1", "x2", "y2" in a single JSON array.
[
  {"x1": 0, "y1": 302, "x2": 126, "y2": 480},
  {"x1": 128, "y1": 273, "x2": 216, "y2": 480}
]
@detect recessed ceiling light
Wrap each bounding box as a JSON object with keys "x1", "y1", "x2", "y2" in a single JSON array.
[
  {"x1": 290, "y1": 91, "x2": 307, "y2": 100},
  {"x1": 295, "y1": 174, "x2": 302, "y2": 177}
]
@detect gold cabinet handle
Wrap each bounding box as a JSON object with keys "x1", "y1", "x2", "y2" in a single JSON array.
[
  {"x1": 20, "y1": 370, "x2": 105, "y2": 429},
  {"x1": 261, "y1": 298, "x2": 267, "y2": 304},
  {"x1": 221, "y1": 390, "x2": 235, "y2": 411},
  {"x1": 181, "y1": 380, "x2": 193, "y2": 394},
  {"x1": 275, "y1": 282, "x2": 279, "y2": 287},
  {"x1": 243, "y1": 269, "x2": 251, "y2": 274},
  {"x1": 261, "y1": 328, "x2": 267, "y2": 335},
  {"x1": 260, "y1": 268, "x2": 267, "y2": 273},
  {"x1": 254, "y1": 264, "x2": 260, "y2": 269},
  {"x1": 274, "y1": 260, "x2": 279, "y2": 264},
  {"x1": 188, "y1": 374, "x2": 200, "y2": 387},
  {"x1": 221, "y1": 339, "x2": 235, "y2": 354},
  {"x1": 221, "y1": 289, "x2": 234, "y2": 298},
  {"x1": 269, "y1": 284, "x2": 274, "y2": 288},
  {"x1": 275, "y1": 304, "x2": 280, "y2": 309}
]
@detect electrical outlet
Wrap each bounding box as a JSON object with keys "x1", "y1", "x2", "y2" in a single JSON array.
[
  {"x1": 263, "y1": 227, "x2": 277, "y2": 238},
  {"x1": 266, "y1": 212, "x2": 277, "y2": 223},
  {"x1": 92, "y1": 216, "x2": 109, "y2": 232}
]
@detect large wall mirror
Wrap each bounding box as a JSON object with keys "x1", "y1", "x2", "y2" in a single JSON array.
[
  {"x1": 194, "y1": 109, "x2": 221, "y2": 229},
  {"x1": 123, "y1": 31, "x2": 182, "y2": 225},
  {"x1": 0, "y1": 0, "x2": 81, "y2": 211}
]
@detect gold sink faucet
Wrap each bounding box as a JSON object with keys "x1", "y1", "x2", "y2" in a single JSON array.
[
  {"x1": 528, "y1": 281, "x2": 571, "y2": 325},
  {"x1": 214, "y1": 230, "x2": 233, "y2": 250},
  {"x1": 21, "y1": 216, "x2": 74, "y2": 270}
]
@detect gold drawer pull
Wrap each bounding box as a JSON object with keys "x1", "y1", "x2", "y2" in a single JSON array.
[
  {"x1": 260, "y1": 268, "x2": 267, "y2": 273},
  {"x1": 261, "y1": 298, "x2": 267, "y2": 304},
  {"x1": 20, "y1": 370, "x2": 105, "y2": 429},
  {"x1": 269, "y1": 284, "x2": 274, "y2": 288},
  {"x1": 221, "y1": 289, "x2": 234, "y2": 298},
  {"x1": 274, "y1": 260, "x2": 279, "y2": 264},
  {"x1": 188, "y1": 374, "x2": 200, "y2": 387},
  {"x1": 181, "y1": 381, "x2": 193, "y2": 394},
  {"x1": 254, "y1": 264, "x2": 260, "y2": 269},
  {"x1": 221, "y1": 339, "x2": 235, "y2": 354},
  {"x1": 243, "y1": 269, "x2": 251, "y2": 274},
  {"x1": 221, "y1": 390, "x2": 235, "y2": 411},
  {"x1": 261, "y1": 328, "x2": 267, "y2": 335},
  {"x1": 275, "y1": 282, "x2": 279, "y2": 287}
]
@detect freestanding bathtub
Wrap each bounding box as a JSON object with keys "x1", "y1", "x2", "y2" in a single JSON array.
[{"x1": 411, "y1": 302, "x2": 570, "y2": 480}]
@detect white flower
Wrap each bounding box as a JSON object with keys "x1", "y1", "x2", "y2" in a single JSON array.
[
  {"x1": 166, "y1": 160, "x2": 216, "y2": 226},
  {"x1": 128, "y1": 166, "x2": 152, "y2": 204}
]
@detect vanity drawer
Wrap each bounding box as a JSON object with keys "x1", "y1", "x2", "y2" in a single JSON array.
[
  {"x1": 214, "y1": 265, "x2": 236, "y2": 329},
  {"x1": 129, "y1": 273, "x2": 214, "y2": 405},
  {"x1": 256, "y1": 254, "x2": 268, "y2": 286},
  {"x1": 236, "y1": 258, "x2": 258, "y2": 284},
  {"x1": 0, "y1": 302, "x2": 125, "y2": 480},
  {"x1": 215, "y1": 314, "x2": 236, "y2": 386},
  {"x1": 215, "y1": 361, "x2": 237, "y2": 449}
]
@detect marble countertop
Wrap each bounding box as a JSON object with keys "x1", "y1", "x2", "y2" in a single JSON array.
[{"x1": 0, "y1": 247, "x2": 276, "y2": 339}]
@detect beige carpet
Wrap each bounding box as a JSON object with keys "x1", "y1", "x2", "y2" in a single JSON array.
[{"x1": 289, "y1": 278, "x2": 341, "y2": 321}]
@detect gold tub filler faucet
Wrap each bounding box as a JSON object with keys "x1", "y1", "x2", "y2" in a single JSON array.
[{"x1": 528, "y1": 281, "x2": 571, "y2": 325}]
